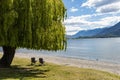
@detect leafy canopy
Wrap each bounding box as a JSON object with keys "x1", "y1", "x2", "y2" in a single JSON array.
[{"x1": 0, "y1": 0, "x2": 66, "y2": 51}]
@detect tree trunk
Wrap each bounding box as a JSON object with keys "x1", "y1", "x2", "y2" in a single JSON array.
[{"x1": 0, "y1": 46, "x2": 16, "y2": 68}]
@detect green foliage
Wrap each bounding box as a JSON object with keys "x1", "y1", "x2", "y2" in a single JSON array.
[{"x1": 0, "y1": 0, "x2": 66, "y2": 50}]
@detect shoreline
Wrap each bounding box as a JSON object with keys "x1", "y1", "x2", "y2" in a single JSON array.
[
  {"x1": 0, "y1": 52, "x2": 120, "y2": 75},
  {"x1": 14, "y1": 52, "x2": 120, "y2": 75}
]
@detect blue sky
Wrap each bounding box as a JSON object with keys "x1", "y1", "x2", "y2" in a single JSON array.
[{"x1": 63, "y1": 0, "x2": 120, "y2": 35}]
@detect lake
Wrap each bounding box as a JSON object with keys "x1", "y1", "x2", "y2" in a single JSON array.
[{"x1": 17, "y1": 38, "x2": 120, "y2": 64}]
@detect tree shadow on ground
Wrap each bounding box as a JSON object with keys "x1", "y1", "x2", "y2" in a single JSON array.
[{"x1": 0, "y1": 65, "x2": 49, "y2": 80}]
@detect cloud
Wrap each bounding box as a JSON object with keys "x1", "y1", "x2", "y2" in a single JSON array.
[
  {"x1": 65, "y1": 26, "x2": 82, "y2": 35},
  {"x1": 64, "y1": 14, "x2": 120, "y2": 35},
  {"x1": 81, "y1": 0, "x2": 120, "y2": 13},
  {"x1": 70, "y1": 7, "x2": 79, "y2": 12},
  {"x1": 82, "y1": 0, "x2": 120, "y2": 8},
  {"x1": 96, "y1": 2, "x2": 120, "y2": 13}
]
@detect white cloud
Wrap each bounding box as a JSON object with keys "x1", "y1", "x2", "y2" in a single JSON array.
[
  {"x1": 81, "y1": 0, "x2": 120, "y2": 13},
  {"x1": 82, "y1": 0, "x2": 120, "y2": 8},
  {"x1": 64, "y1": 14, "x2": 120, "y2": 35},
  {"x1": 96, "y1": 2, "x2": 120, "y2": 13},
  {"x1": 70, "y1": 7, "x2": 78, "y2": 12},
  {"x1": 65, "y1": 26, "x2": 82, "y2": 35}
]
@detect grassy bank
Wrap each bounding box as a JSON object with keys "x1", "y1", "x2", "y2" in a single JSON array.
[{"x1": 0, "y1": 55, "x2": 120, "y2": 80}]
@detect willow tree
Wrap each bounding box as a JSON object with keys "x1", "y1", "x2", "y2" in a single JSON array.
[{"x1": 0, "y1": 0, "x2": 66, "y2": 67}]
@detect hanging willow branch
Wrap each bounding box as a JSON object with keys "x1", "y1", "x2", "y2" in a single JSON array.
[{"x1": 0, "y1": 0, "x2": 67, "y2": 51}]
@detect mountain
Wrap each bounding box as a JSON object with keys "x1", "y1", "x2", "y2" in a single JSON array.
[
  {"x1": 95, "y1": 22, "x2": 120, "y2": 37},
  {"x1": 71, "y1": 28, "x2": 106, "y2": 38},
  {"x1": 70, "y1": 22, "x2": 120, "y2": 38}
]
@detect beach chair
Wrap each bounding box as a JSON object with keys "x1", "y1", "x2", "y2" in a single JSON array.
[
  {"x1": 39, "y1": 58, "x2": 44, "y2": 65},
  {"x1": 31, "y1": 57, "x2": 37, "y2": 65}
]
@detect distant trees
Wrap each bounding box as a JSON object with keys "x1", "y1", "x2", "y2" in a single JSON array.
[{"x1": 0, "y1": 0, "x2": 66, "y2": 67}]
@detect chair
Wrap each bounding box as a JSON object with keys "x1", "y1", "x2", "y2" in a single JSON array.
[
  {"x1": 31, "y1": 57, "x2": 37, "y2": 65},
  {"x1": 39, "y1": 58, "x2": 44, "y2": 65}
]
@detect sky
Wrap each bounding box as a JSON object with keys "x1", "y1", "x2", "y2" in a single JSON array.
[{"x1": 62, "y1": 0, "x2": 120, "y2": 35}]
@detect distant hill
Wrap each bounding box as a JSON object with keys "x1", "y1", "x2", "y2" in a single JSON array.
[
  {"x1": 70, "y1": 28, "x2": 107, "y2": 38},
  {"x1": 95, "y1": 22, "x2": 120, "y2": 37},
  {"x1": 68, "y1": 22, "x2": 120, "y2": 38}
]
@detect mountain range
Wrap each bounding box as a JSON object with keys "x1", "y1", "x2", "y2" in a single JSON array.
[{"x1": 69, "y1": 22, "x2": 120, "y2": 38}]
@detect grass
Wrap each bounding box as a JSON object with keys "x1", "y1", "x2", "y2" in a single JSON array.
[{"x1": 0, "y1": 55, "x2": 120, "y2": 80}]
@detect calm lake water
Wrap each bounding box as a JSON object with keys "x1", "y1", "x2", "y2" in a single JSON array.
[{"x1": 17, "y1": 38, "x2": 120, "y2": 64}]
